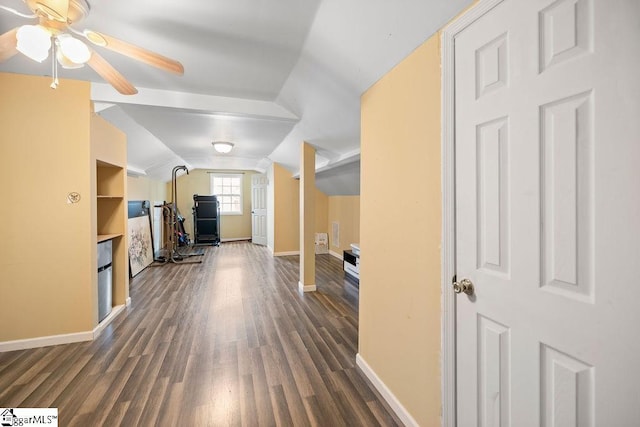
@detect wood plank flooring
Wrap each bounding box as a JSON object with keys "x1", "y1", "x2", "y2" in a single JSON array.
[{"x1": 0, "y1": 242, "x2": 402, "y2": 426}]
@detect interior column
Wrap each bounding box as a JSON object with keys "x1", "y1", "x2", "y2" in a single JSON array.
[{"x1": 299, "y1": 142, "x2": 316, "y2": 292}]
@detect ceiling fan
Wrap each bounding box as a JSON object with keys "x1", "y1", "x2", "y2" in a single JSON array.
[{"x1": 0, "y1": 0, "x2": 184, "y2": 94}]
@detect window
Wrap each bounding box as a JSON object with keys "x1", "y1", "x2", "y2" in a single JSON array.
[{"x1": 210, "y1": 174, "x2": 243, "y2": 215}]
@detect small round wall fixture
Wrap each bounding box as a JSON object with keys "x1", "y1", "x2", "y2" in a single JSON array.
[{"x1": 212, "y1": 141, "x2": 234, "y2": 154}]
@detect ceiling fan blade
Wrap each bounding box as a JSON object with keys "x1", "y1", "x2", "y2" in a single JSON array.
[
  {"x1": 87, "y1": 51, "x2": 138, "y2": 95},
  {"x1": 0, "y1": 28, "x2": 19, "y2": 62},
  {"x1": 0, "y1": 5, "x2": 38, "y2": 19},
  {"x1": 84, "y1": 30, "x2": 184, "y2": 75}
]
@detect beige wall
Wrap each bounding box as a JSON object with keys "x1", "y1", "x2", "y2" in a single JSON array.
[
  {"x1": 128, "y1": 175, "x2": 167, "y2": 203},
  {"x1": 328, "y1": 196, "x2": 360, "y2": 256},
  {"x1": 315, "y1": 188, "x2": 329, "y2": 236},
  {"x1": 299, "y1": 143, "x2": 317, "y2": 286},
  {"x1": 271, "y1": 162, "x2": 329, "y2": 254},
  {"x1": 0, "y1": 73, "x2": 94, "y2": 340},
  {"x1": 169, "y1": 169, "x2": 256, "y2": 241},
  {"x1": 360, "y1": 33, "x2": 443, "y2": 425},
  {"x1": 272, "y1": 163, "x2": 300, "y2": 253}
]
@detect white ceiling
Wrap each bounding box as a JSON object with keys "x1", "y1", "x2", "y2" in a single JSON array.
[{"x1": 0, "y1": 0, "x2": 471, "y2": 195}]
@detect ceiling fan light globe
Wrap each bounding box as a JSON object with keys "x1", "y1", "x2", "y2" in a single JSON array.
[
  {"x1": 212, "y1": 141, "x2": 234, "y2": 154},
  {"x1": 58, "y1": 35, "x2": 90, "y2": 63},
  {"x1": 16, "y1": 25, "x2": 52, "y2": 62},
  {"x1": 56, "y1": 49, "x2": 84, "y2": 69}
]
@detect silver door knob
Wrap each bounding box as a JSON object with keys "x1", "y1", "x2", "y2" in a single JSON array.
[{"x1": 453, "y1": 278, "x2": 474, "y2": 295}]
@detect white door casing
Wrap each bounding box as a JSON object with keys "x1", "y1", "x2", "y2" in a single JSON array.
[
  {"x1": 251, "y1": 174, "x2": 268, "y2": 246},
  {"x1": 443, "y1": 0, "x2": 640, "y2": 425}
]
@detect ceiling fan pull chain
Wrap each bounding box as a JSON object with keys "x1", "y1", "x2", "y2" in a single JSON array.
[
  {"x1": 50, "y1": 37, "x2": 58, "y2": 89},
  {"x1": 50, "y1": 39, "x2": 54, "y2": 88}
]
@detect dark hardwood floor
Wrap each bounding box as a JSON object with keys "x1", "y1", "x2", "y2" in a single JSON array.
[{"x1": 0, "y1": 242, "x2": 402, "y2": 426}]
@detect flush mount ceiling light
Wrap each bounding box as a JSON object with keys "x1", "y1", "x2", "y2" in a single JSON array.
[{"x1": 212, "y1": 141, "x2": 234, "y2": 154}]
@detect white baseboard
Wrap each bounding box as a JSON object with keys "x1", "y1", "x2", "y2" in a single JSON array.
[
  {"x1": 298, "y1": 281, "x2": 317, "y2": 292},
  {"x1": 273, "y1": 250, "x2": 334, "y2": 258},
  {"x1": 220, "y1": 237, "x2": 252, "y2": 242},
  {"x1": 356, "y1": 353, "x2": 419, "y2": 427},
  {"x1": 268, "y1": 245, "x2": 274, "y2": 256},
  {"x1": 0, "y1": 304, "x2": 127, "y2": 353},
  {"x1": 0, "y1": 330, "x2": 93, "y2": 353},
  {"x1": 92, "y1": 304, "x2": 126, "y2": 339},
  {"x1": 329, "y1": 250, "x2": 343, "y2": 260},
  {"x1": 274, "y1": 250, "x2": 300, "y2": 256},
  {"x1": 126, "y1": 297, "x2": 132, "y2": 307}
]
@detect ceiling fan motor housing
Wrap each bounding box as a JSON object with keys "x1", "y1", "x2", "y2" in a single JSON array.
[{"x1": 25, "y1": 0, "x2": 90, "y2": 24}]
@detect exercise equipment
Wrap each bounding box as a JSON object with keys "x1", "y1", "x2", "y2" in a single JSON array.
[
  {"x1": 193, "y1": 194, "x2": 220, "y2": 246},
  {"x1": 154, "y1": 165, "x2": 204, "y2": 264}
]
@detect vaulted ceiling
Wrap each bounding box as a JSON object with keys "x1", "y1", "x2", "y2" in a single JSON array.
[{"x1": 0, "y1": 0, "x2": 471, "y2": 195}]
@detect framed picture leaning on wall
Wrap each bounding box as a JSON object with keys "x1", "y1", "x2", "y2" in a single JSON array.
[{"x1": 127, "y1": 200, "x2": 154, "y2": 277}]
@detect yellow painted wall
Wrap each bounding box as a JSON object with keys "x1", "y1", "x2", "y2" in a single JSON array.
[
  {"x1": 300, "y1": 143, "x2": 316, "y2": 286},
  {"x1": 271, "y1": 162, "x2": 328, "y2": 254},
  {"x1": 315, "y1": 189, "x2": 329, "y2": 236},
  {"x1": 360, "y1": 34, "x2": 443, "y2": 425},
  {"x1": 0, "y1": 73, "x2": 94, "y2": 340},
  {"x1": 273, "y1": 163, "x2": 300, "y2": 253},
  {"x1": 128, "y1": 175, "x2": 167, "y2": 203},
  {"x1": 328, "y1": 196, "x2": 360, "y2": 256},
  {"x1": 170, "y1": 169, "x2": 255, "y2": 241}
]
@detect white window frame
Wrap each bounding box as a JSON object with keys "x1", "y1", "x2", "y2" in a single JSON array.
[{"x1": 210, "y1": 173, "x2": 243, "y2": 215}]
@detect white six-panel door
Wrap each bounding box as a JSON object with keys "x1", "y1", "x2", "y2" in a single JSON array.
[
  {"x1": 454, "y1": 0, "x2": 640, "y2": 425},
  {"x1": 251, "y1": 174, "x2": 268, "y2": 246}
]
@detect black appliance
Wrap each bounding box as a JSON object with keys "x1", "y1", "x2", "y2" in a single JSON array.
[{"x1": 193, "y1": 194, "x2": 220, "y2": 245}]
